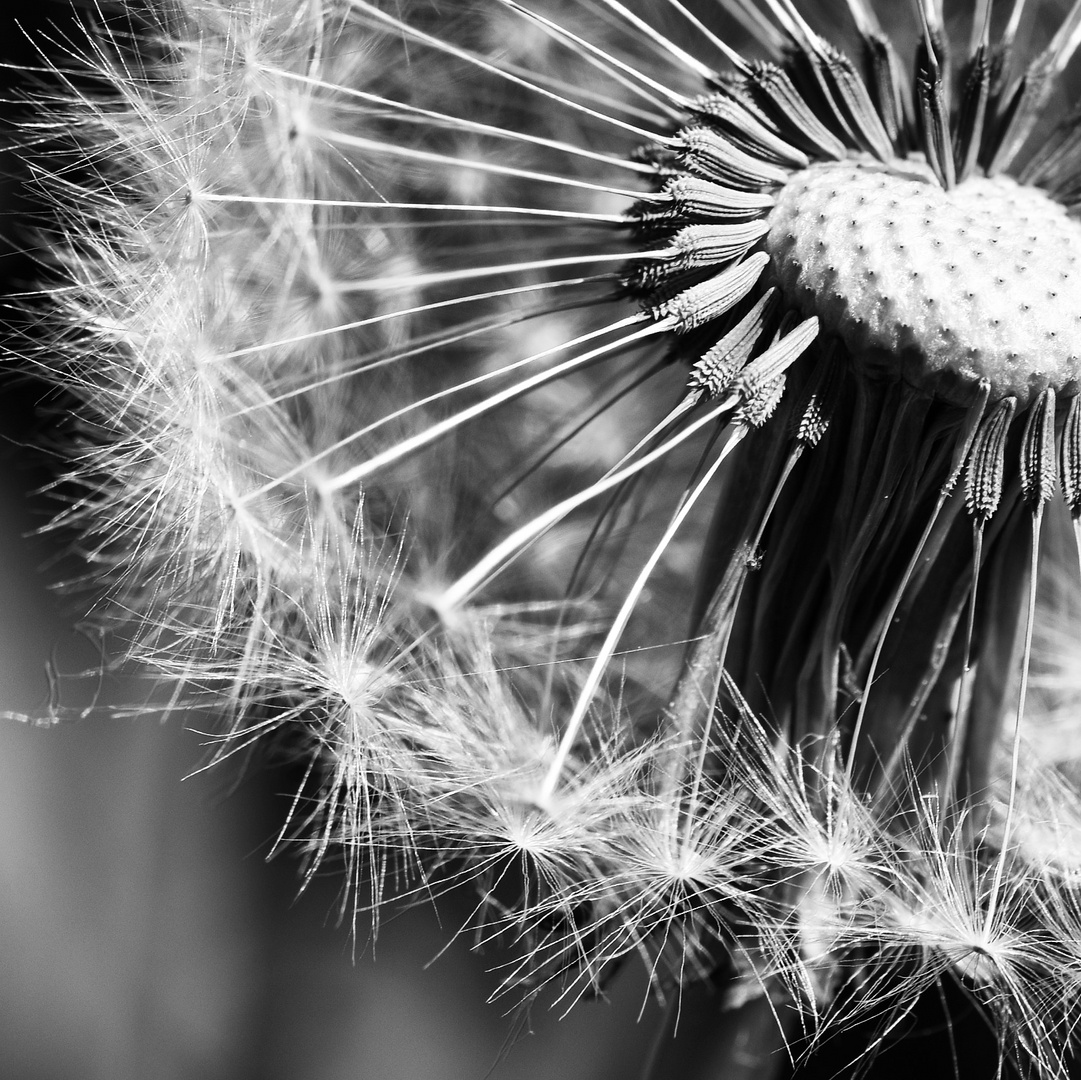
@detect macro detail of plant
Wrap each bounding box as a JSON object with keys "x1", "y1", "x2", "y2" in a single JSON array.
[{"x1": 22, "y1": 0, "x2": 1081, "y2": 1076}]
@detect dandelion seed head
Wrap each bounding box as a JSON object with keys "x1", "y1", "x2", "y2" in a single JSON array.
[{"x1": 29, "y1": 0, "x2": 1081, "y2": 1072}]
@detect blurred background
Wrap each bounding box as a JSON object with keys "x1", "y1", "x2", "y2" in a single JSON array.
[{"x1": 0, "y1": 3, "x2": 1031, "y2": 1079}]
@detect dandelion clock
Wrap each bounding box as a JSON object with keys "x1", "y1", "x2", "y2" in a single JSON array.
[{"x1": 17, "y1": 0, "x2": 1081, "y2": 1076}]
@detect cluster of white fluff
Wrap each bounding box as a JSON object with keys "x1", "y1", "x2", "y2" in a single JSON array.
[{"x1": 21, "y1": 1, "x2": 1081, "y2": 1077}]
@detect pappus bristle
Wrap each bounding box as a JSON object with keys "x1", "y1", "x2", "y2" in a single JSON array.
[
  {"x1": 868, "y1": 800, "x2": 1081, "y2": 1080},
  {"x1": 564, "y1": 758, "x2": 772, "y2": 1004},
  {"x1": 393, "y1": 666, "x2": 660, "y2": 1001},
  {"x1": 747, "y1": 739, "x2": 896, "y2": 1019}
]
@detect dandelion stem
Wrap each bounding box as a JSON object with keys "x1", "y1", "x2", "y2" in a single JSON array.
[
  {"x1": 944, "y1": 520, "x2": 985, "y2": 807},
  {"x1": 537, "y1": 425, "x2": 742, "y2": 805},
  {"x1": 1005, "y1": 0, "x2": 1030, "y2": 49},
  {"x1": 439, "y1": 394, "x2": 739, "y2": 610},
  {"x1": 223, "y1": 284, "x2": 605, "y2": 416},
  {"x1": 310, "y1": 125, "x2": 646, "y2": 198},
  {"x1": 665, "y1": 423, "x2": 804, "y2": 833},
  {"x1": 328, "y1": 251, "x2": 653, "y2": 294},
  {"x1": 264, "y1": 64, "x2": 660, "y2": 173},
  {"x1": 595, "y1": 0, "x2": 726, "y2": 78},
  {"x1": 345, "y1": 0, "x2": 670, "y2": 141},
  {"x1": 659, "y1": 0, "x2": 748, "y2": 72},
  {"x1": 216, "y1": 277, "x2": 605, "y2": 362},
  {"x1": 491, "y1": 356, "x2": 671, "y2": 508},
  {"x1": 316, "y1": 315, "x2": 657, "y2": 497},
  {"x1": 498, "y1": 0, "x2": 690, "y2": 114},
  {"x1": 195, "y1": 193, "x2": 628, "y2": 222},
  {"x1": 237, "y1": 313, "x2": 650, "y2": 500},
  {"x1": 847, "y1": 387, "x2": 990, "y2": 787},
  {"x1": 970, "y1": 0, "x2": 993, "y2": 57},
  {"x1": 983, "y1": 502, "x2": 1041, "y2": 935}
]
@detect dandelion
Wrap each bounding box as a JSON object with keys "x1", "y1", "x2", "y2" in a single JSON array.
[{"x1": 20, "y1": 0, "x2": 1081, "y2": 1075}]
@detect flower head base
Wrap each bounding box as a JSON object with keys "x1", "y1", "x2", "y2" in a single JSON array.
[
  {"x1": 23, "y1": 0, "x2": 1081, "y2": 1076},
  {"x1": 769, "y1": 160, "x2": 1081, "y2": 405}
]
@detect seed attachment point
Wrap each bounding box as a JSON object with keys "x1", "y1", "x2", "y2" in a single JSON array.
[{"x1": 965, "y1": 397, "x2": 1017, "y2": 521}]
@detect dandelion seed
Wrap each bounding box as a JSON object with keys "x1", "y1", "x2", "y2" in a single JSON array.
[{"x1": 23, "y1": 0, "x2": 1081, "y2": 1076}]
